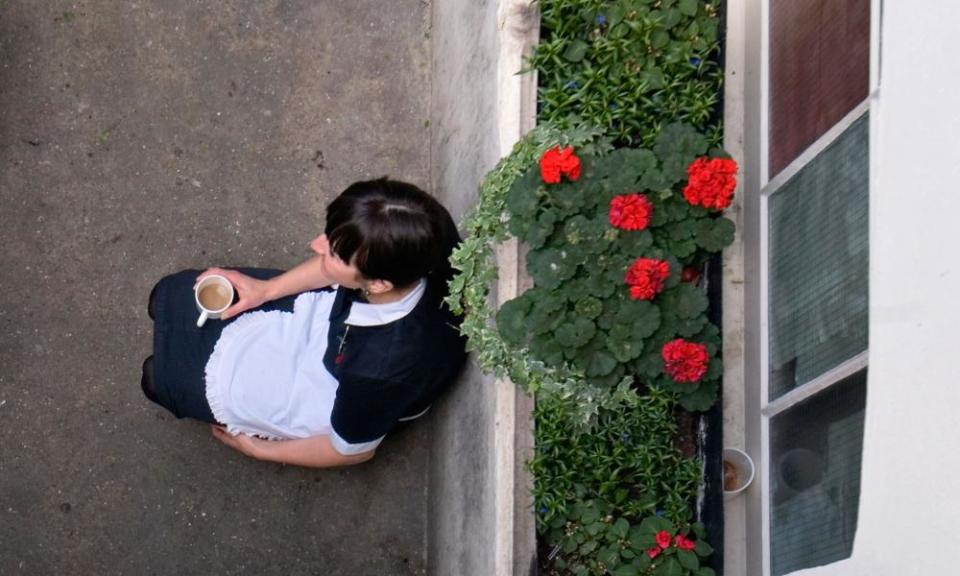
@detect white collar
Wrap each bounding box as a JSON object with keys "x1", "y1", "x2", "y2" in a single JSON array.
[{"x1": 344, "y1": 278, "x2": 427, "y2": 327}]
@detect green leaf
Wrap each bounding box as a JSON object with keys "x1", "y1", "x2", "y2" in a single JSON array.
[
  {"x1": 677, "y1": 549, "x2": 699, "y2": 571},
  {"x1": 527, "y1": 247, "x2": 579, "y2": 289},
  {"x1": 527, "y1": 209, "x2": 559, "y2": 248},
  {"x1": 620, "y1": 299, "x2": 662, "y2": 340},
  {"x1": 496, "y1": 295, "x2": 532, "y2": 346},
  {"x1": 696, "y1": 568, "x2": 716, "y2": 576},
  {"x1": 528, "y1": 292, "x2": 566, "y2": 334},
  {"x1": 612, "y1": 564, "x2": 640, "y2": 576},
  {"x1": 583, "y1": 349, "x2": 617, "y2": 377},
  {"x1": 678, "y1": 0, "x2": 698, "y2": 16},
  {"x1": 694, "y1": 540, "x2": 714, "y2": 557},
  {"x1": 563, "y1": 40, "x2": 589, "y2": 62},
  {"x1": 654, "y1": 123, "x2": 709, "y2": 184},
  {"x1": 694, "y1": 217, "x2": 736, "y2": 251},
  {"x1": 555, "y1": 317, "x2": 597, "y2": 349},
  {"x1": 504, "y1": 168, "x2": 540, "y2": 219},
  {"x1": 607, "y1": 324, "x2": 644, "y2": 362},
  {"x1": 613, "y1": 518, "x2": 630, "y2": 539},
  {"x1": 617, "y1": 229, "x2": 654, "y2": 254},
  {"x1": 691, "y1": 523, "x2": 706, "y2": 540},
  {"x1": 659, "y1": 284, "x2": 708, "y2": 319},
  {"x1": 575, "y1": 296, "x2": 603, "y2": 319},
  {"x1": 653, "y1": 557, "x2": 683, "y2": 576},
  {"x1": 598, "y1": 545, "x2": 621, "y2": 567},
  {"x1": 678, "y1": 379, "x2": 718, "y2": 412}
]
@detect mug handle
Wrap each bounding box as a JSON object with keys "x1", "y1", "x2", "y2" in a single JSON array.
[{"x1": 196, "y1": 310, "x2": 209, "y2": 328}]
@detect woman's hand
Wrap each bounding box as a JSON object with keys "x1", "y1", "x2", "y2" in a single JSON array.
[
  {"x1": 195, "y1": 267, "x2": 271, "y2": 320},
  {"x1": 210, "y1": 425, "x2": 263, "y2": 459}
]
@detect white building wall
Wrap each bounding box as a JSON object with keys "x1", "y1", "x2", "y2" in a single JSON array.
[{"x1": 783, "y1": 2, "x2": 960, "y2": 575}]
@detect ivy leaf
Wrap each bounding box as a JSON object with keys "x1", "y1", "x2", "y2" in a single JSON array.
[
  {"x1": 659, "y1": 284, "x2": 708, "y2": 319},
  {"x1": 555, "y1": 317, "x2": 597, "y2": 349},
  {"x1": 694, "y1": 217, "x2": 736, "y2": 251},
  {"x1": 496, "y1": 295, "x2": 532, "y2": 346},
  {"x1": 563, "y1": 40, "x2": 589, "y2": 62},
  {"x1": 654, "y1": 123, "x2": 708, "y2": 184}
]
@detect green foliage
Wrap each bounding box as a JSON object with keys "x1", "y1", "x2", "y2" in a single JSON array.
[
  {"x1": 534, "y1": 403, "x2": 716, "y2": 576},
  {"x1": 531, "y1": 0, "x2": 724, "y2": 148},
  {"x1": 446, "y1": 125, "x2": 638, "y2": 425},
  {"x1": 497, "y1": 126, "x2": 733, "y2": 410}
]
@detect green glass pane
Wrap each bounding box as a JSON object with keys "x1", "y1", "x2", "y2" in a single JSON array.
[{"x1": 768, "y1": 113, "x2": 869, "y2": 399}]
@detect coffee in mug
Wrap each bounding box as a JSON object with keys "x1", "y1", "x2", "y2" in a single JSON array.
[{"x1": 194, "y1": 274, "x2": 235, "y2": 327}]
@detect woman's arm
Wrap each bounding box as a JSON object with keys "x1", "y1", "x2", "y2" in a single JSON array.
[
  {"x1": 198, "y1": 255, "x2": 334, "y2": 320},
  {"x1": 210, "y1": 426, "x2": 375, "y2": 468}
]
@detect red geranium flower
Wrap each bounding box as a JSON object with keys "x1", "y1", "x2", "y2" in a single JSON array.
[
  {"x1": 609, "y1": 194, "x2": 653, "y2": 231},
  {"x1": 539, "y1": 146, "x2": 581, "y2": 184},
  {"x1": 655, "y1": 530, "x2": 672, "y2": 549},
  {"x1": 661, "y1": 339, "x2": 710, "y2": 383},
  {"x1": 675, "y1": 535, "x2": 696, "y2": 551},
  {"x1": 624, "y1": 258, "x2": 670, "y2": 301},
  {"x1": 647, "y1": 547, "x2": 661, "y2": 559},
  {"x1": 682, "y1": 157, "x2": 738, "y2": 210}
]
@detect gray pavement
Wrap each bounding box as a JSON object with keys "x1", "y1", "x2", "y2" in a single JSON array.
[{"x1": 0, "y1": 2, "x2": 433, "y2": 574}]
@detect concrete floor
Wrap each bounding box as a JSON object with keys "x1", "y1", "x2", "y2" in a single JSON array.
[{"x1": 0, "y1": 2, "x2": 433, "y2": 574}]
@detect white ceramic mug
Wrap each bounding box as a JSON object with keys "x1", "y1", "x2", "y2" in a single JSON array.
[{"x1": 194, "y1": 274, "x2": 235, "y2": 327}]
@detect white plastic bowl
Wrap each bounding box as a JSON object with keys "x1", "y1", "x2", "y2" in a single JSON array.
[{"x1": 722, "y1": 447, "x2": 755, "y2": 496}]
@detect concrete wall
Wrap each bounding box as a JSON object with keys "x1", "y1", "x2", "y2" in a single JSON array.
[{"x1": 427, "y1": 1, "x2": 538, "y2": 575}]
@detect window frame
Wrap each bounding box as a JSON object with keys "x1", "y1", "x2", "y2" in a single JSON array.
[{"x1": 751, "y1": 0, "x2": 883, "y2": 574}]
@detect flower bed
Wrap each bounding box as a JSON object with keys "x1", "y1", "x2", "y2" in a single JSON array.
[{"x1": 446, "y1": 1, "x2": 731, "y2": 574}]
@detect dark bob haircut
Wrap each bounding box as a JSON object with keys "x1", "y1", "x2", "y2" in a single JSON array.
[{"x1": 325, "y1": 178, "x2": 460, "y2": 290}]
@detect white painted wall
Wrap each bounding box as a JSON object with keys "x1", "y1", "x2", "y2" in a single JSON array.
[{"x1": 781, "y1": 2, "x2": 960, "y2": 575}]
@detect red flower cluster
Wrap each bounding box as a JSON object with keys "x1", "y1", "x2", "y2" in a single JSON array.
[
  {"x1": 539, "y1": 146, "x2": 582, "y2": 184},
  {"x1": 609, "y1": 193, "x2": 653, "y2": 231},
  {"x1": 647, "y1": 530, "x2": 697, "y2": 559},
  {"x1": 624, "y1": 258, "x2": 670, "y2": 301},
  {"x1": 661, "y1": 338, "x2": 709, "y2": 383},
  {"x1": 682, "y1": 157, "x2": 738, "y2": 210},
  {"x1": 675, "y1": 535, "x2": 696, "y2": 551}
]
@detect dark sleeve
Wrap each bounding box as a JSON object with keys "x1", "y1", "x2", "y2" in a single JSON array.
[{"x1": 330, "y1": 376, "x2": 412, "y2": 444}]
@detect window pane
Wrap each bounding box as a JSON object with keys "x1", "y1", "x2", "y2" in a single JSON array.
[
  {"x1": 770, "y1": 370, "x2": 867, "y2": 576},
  {"x1": 768, "y1": 113, "x2": 868, "y2": 399},
  {"x1": 770, "y1": 0, "x2": 870, "y2": 176}
]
